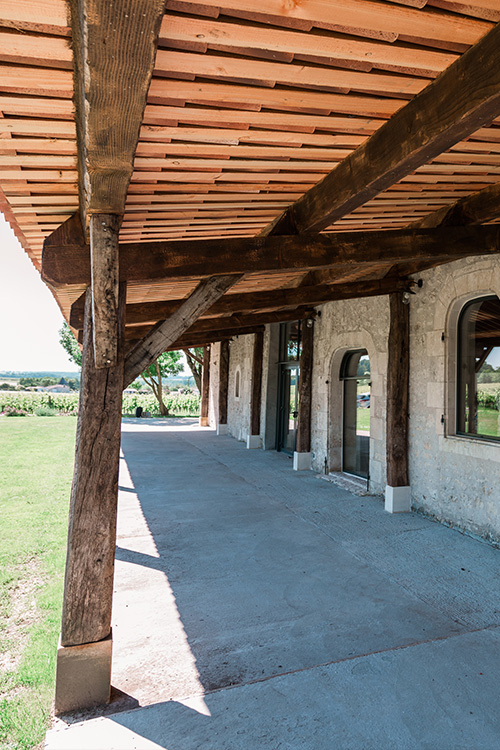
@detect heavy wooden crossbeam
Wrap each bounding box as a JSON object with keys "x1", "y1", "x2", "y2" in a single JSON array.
[
  {"x1": 43, "y1": 222, "x2": 500, "y2": 288},
  {"x1": 71, "y1": 278, "x2": 408, "y2": 329},
  {"x1": 164, "y1": 326, "x2": 265, "y2": 352},
  {"x1": 123, "y1": 274, "x2": 241, "y2": 387},
  {"x1": 413, "y1": 181, "x2": 500, "y2": 229},
  {"x1": 262, "y1": 22, "x2": 500, "y2": 236},
  {"x1": 71, "y1": 0, "x2": 167, "y2": 219},
  {"x1": 123, "y1": 307, "x2": 314, "y2": 345}
]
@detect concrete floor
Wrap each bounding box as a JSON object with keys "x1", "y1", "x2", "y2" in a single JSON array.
[{"x1": 46, "y1": 420, "x2": 500, "y2": 749}]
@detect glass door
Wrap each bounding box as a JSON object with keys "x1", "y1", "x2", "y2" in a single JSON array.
[
  {"x1": 278, "y1": 365, "x2": 299, "y2": 453},
  {"x1": 276, "y1": 321, "x2": 302, "y2": 454},
  {"x1": 341, "y1": 350, "x2": 370, "y2": 479}
]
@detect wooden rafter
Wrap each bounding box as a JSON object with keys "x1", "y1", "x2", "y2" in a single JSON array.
[
  {"x1": 70, "y1": 0, "x2": 167, "y2": 220},
  {"x1": 413, "y1": 180, "x2": 500, "y2": 229},
  {"x1": 122, "y1": 307, "x2": 315, "y2": 345},
  {"x1": 262, "y1": 22, "x2": 500, "y2": 236},
  {"x1": 70, "y1": 278, "x2": 409, "y2": 329}
]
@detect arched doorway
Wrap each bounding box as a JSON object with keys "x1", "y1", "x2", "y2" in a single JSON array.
[{"x1": 340, "y1": 350, "x2": 371, "y2": 478}]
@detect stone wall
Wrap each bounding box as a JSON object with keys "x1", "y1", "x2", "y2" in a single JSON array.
[
  {"x1": 408, "y1": 255, "x2": 500, "y2": 543},
  {"x1": 216, "y1": 255, "x2": 500, "y2": 541},
  {"x1": 310, "y1": 295, "x2": 389, "y2": 494}
]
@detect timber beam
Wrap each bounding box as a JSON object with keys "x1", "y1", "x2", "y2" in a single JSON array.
[
  {"x1": 71, "y1": 0, "x2": 167, "y2": 221},
  {"x1": 122, "y1": 307, "x2": 315, "y2": 346},
  {"x1": 71, "y1": 278, "x2": 409, "y2": 329},
  {"x1": 262, "y1": 22, "x2": 500, "y2": 236},
  {"x1": 123, "y1": 274, "x2": 242, "y2": 387},
  {"x1": 413, "y1": 181, "x2": 500, "y2": 230},
  {"x1": 164, "y1": 326, "x2": 266, "y2": 352},
  {"x1": 43, "y1": 221, "x2": 500, "y2": 288}
]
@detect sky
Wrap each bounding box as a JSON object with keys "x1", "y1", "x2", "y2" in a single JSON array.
[
  {"x1": 0, "y1": 213, "x2": 190, "y2": 375},
  {"x1": 0, "y1": 214, "x2": 78, "y2": 372}
]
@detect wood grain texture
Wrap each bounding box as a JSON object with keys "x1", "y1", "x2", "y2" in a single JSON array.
[
  {"x1": 296, "y1": 319, "x2": 314, "y2": 454},
  {"x1": 71, "y1": 278, "x2": 408, "y2": 329},
  {"x1": 70, "y1": 0, "x2": 167, "y2": 217},
  {"x1": 61, "y1": 283, "x2": 125, "y2": 646},
  {"x1": 123, "y1": 307, "x2": 314, "y2": 344},
  {"x1": 412, "y1": 181, "x2": 500, "y2": 228},
  {"x1": 90, "y1": 214, "x2": 120, "y2": 368},
  {"x1": 250, "y1": 330, "x2": 264, "y2": 437},
  {"x1": 263, "y1": 22, "x2": 500, "y2": 236},
  {"x1": 218, "y1": 339, "x2": 229, "y2": 426},
  {"x1": 386, "y1": 292, "x2": 410, "y2": 487},
  {"x1": 43, "y1": 225, "x2": 500, "y2": 288},
  {"x1": 123, "y1": 274, "x2": 241, "y2": 387}
]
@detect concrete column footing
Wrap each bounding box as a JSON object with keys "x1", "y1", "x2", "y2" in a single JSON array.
[
  {"x1": 217, "y1": 423, "x2": 229, "y2": 436},
  {"x1": 55, "y1": 632, "x2": 112, "y2": 715},
  {"x1": 293, "y1": 451, "x2": 312, "y2": 471},
  {"x1": 199, "y1": 416, "x2": 209, "y2": 427},
  {"x1": 385, "y1": 485, "x2": 411, "y2": 513},
  {"x1": 246, "y1": 434, "x2": 261, "y2": 450}
]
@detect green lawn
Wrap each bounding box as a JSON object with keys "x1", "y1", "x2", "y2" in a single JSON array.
[
  {"x1": 477, "y1": 407, "x2": 500, "y2": 439},
  {"x1": 0, "y1": 417, "x2": 76, "y2": 750}
]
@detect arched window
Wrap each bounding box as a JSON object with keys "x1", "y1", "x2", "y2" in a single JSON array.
[
  {"x1": 457, "y1": 295, "x2": 500, "y2": 441},
  {"x1": 235, "y1": 369, "x2": 240, "y2": 399}
]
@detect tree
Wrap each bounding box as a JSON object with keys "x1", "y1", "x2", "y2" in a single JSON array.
[
  {"x1": 140, "y1": 352, "x2": 183, "y2": 415},
  {"x1": 58, "y1": 323, "x2": 184, "y2": 413},
  {"x1": 183, "y1": 348, "x2": 203, "y2": 393},
  {"x1": 59, "y1": 322, "x2": 82, "y2": 367}
]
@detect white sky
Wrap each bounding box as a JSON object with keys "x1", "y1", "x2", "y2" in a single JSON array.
[
  {"x1": 0, "y1": 213, "x2": 191, "y2": 375},
  {"x1": 0, "y1": 214, "x2": 78, "y2": 372}
]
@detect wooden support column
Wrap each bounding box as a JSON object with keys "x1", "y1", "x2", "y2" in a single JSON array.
[
  {"x1": 248, "y1": 330, "x2": 264, "y2": 449},
  {"x1": 90, "y1": 213, "x2": 120, "y2": 368},
  {"x1": 55, "y1": 283, "x2": 126, "y2": 714},
  {"x1": 217, "y1": 339, "x2": 230, "y2": 435},
  {"x1": 385, "y1": 292, "x2": 411, "y2": 513},
  {"x1": 200, "y1": 345, "x2": 210, "y2": 427},
  {"x1": 294, "y1": 319, "x2": 314, "y2": 471}
]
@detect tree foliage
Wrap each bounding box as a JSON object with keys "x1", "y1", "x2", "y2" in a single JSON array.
[
  {"x1": 59, "y1": 323, "x2": 82, "y2": 367},
  {"x1": 183, "y1": 348, "x2": 203, "y2": 393},
  {"x1": 58, "y1": 324, "x2": 185, "y2": 414},
  {"x1": 140, "y1": 352, "x2": 183, "y2": 415}
]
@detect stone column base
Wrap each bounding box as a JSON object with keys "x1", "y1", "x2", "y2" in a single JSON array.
[
  {"x1": 293, "y1": 451, "x2": 312, "y2": 471},
  {"x1": 217, "y1": 423, "x2": 228, "y2": 435},
  {"x1": 246, "y1": 434, "x2": 261, "y2": 449},
  {"x1": 199, "y1": 416, "x2": 209, "y2": 427},
  {"x1": 385, "y1": 485, "x2": 411, "y2": 513},
  {"x1": 55, "y1": 632, "x2": 112, "y2": 715}
]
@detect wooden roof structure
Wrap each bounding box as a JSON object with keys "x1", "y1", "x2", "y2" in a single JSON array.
[{"x1": 2, "y1": 0, "x2": 500, "y2": 358}]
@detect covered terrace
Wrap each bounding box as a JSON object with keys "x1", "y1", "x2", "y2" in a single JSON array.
[{"x1": 1, "y1": 0, "x2": 500, "y2": 731}]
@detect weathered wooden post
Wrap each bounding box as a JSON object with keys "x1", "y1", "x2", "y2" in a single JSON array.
[
  {"x1": 200, "y1": 345, "x2": 211, "y2": 426},
  {"x1": 385, "y1": 291, "x2": 411, "y2": 513},
  {"x1": 217, "y1": 339, "x2": 230, "y2": 435},
  {"x1": 247, "y1": 329, "x2": 264, "y2": 449},
  {"x1": 55, "y1": 274, "x2": 126, "y2": 713},
  {"x1": 294, "y1": 318, "x2": 314, "y2": 470}
]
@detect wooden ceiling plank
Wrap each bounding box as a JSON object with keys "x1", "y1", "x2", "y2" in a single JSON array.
[
  {"x1": 154, "y1": 50, "x2": 428, "y2": 98},
  {"x1": 164, "y1": 0, "x2": 491, "y2": 50},
  {"x1": 0, "y1": 0, "x2": 70, "y2": 36},
  {"x1": 159, "y1": 14, "x2": 458, "y2": 77},
  {"x1": 147, "y1": 80, "x2": 404, "y2": 120},
  {"x1": 262, "y1": 22, "x2": 500, "y2": 236}
]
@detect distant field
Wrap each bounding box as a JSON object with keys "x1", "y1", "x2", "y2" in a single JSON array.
[{"x1": 477, "y1": 382, "x2": 500, "y2": 394}]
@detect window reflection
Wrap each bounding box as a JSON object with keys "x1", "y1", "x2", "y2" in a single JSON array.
[{"x1": 457, "y1": 296, "x2": 500, "y2": 441}]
